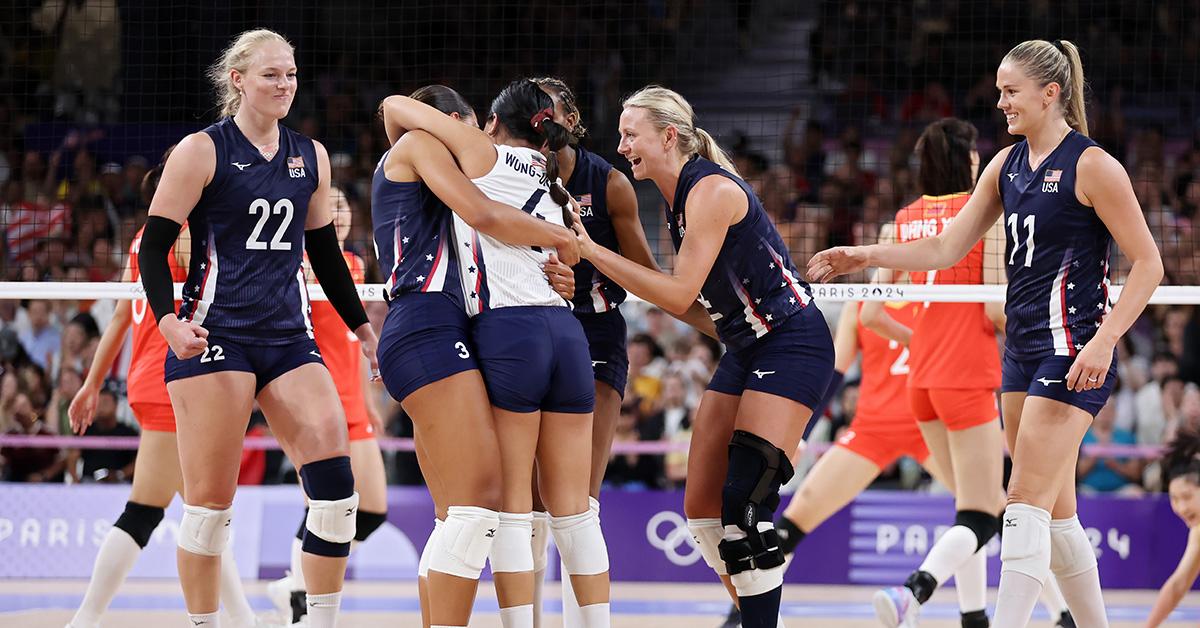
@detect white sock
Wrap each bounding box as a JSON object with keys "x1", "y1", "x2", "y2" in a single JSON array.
[
  {"x1": 187, "y1": 611, "x2": 220, "y2": 627},
  {"x1": 500, "y1": 604, "x2": 534, "y2": 628},
  {"x1": 290, "y1": 537, "x2": 306, "y2": 591},
  {"x1": 954, "y1": 548, "x2": 988, "y2": 614},
  {"x1": 70, "y1": 526, "x2": 142, "y2": 627},
  {"x1": 1050, "y1": 516, "x2": 1109, "y2": 627},
  {"x1": 993, "y1": 504, "x2": 1051, "y2": 628},
  {"x1": 917, "y1": 525, "x2": 980, "y2": 587},
  {"x1": 219, "y1": 544, "x2": 256, "y2": 626},
  {"x1": 531, "y1": 511, "x2": 550, "y2": 628},
  {"x1": 579, "y1": 602, "x2": 611, "y2": 628},
  {"x1": 1040, "y1": 573, "x2": 1070, "y2": 615},
  {"x1": 306, "y1": 591, "x2": 342, "y2": 628}
]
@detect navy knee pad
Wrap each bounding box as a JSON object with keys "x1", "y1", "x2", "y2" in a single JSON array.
[
  {"x1": 113, "y1": 501, "x2": 165, "y2": 549},
  {"x1": 354, "y1": 510, "x2": 388, "y2": 542},
  {"x1": 956, "y1": 509, "x2": 999, "y2": 551},
  {"x1": 717, "y1": 430, "x2": 795, "y2": 576},
  {"x1": 299, "y1": 456, "x2": 356, "y2": 557},
  {"x1": 296, "y1": 507, "x2": 309, "y2": 541}
]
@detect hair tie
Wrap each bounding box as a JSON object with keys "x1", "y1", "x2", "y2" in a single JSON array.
[
  {"x1": 1052, "y1": 39, "x2": 1065, "y2": 54},
  {"x1": 530, "y1": 107, "x2": 554, "y2": 131}
]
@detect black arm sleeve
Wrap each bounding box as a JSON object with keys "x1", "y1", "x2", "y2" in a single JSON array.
[
  {"x1": 138, "y1": 216, "x2": 183, "y2": 324},
  {"x1": 305, "y1": 222, "x2": 369, "y2": 331}
]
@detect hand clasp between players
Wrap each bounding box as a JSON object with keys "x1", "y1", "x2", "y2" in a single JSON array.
[
  {"x1": 807, "y1": 246, "x2": 872, "y2": 283},
  {"x1": 1065, "y1": 335, "x2": 1114, "y2": 392}
]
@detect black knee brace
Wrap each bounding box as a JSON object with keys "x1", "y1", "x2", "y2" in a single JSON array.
[
  {"x1": 354, "y1": 510, "x2": 388, "y2": 542},
  {"x1": 716, "y1": 430, "x2": 795, "y2": 575},
  {"x1": 956, "y1": 509, "x2": 999, "y2": 552},
  {"x1": 296, "y1": 507, "x2": 309, "y2": 541},
  {"x1": 113, "y1": 501, "x2": 165, "y2": 549},
  {"x1": 299, "y1": 456, "x2": 357, "y2": 558}
]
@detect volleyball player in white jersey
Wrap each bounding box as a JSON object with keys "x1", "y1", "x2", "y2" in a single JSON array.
[{"x1": 382, "y1": 79, "x2": 610, "y2": 628}]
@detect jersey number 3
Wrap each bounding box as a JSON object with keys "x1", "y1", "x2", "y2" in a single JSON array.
[{"x1": 246, "y1": 198, "x2": 294, "y2": 251}]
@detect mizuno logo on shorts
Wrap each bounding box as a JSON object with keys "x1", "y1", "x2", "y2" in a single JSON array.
[
  {"x1": 752, "y1": 370, "x2": 775, "y2": 379},
  {"x1": 1036, "y1": 377, "x2": 1062, "y2": 386}
]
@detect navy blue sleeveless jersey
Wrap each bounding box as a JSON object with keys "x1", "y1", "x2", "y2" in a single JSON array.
[
  {"x1": 567, "y1": 146, "x2": 627, "y2": 313},
  {"x1": 177, "y1": 118, "x2": 318, "y2": 344},
  {"x1": 665, "y1": 156, "x2": 814, "y2": 352},
  {"x1": 999, "y1": 130, "x2": 1113, "y2": 359},
  {"x1": 370, "y1": 149, "x2": 464, "y2": 307}
]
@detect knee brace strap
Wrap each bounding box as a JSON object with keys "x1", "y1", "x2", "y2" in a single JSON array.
[
  {"x1": 687, "y1": 518, "x2": 728, "y2": 576},
  {"x1": 1049, "y1": 516, "x2": 1098, "y2": 578},
  {"x1": 178, "y1": 504, "x2": 232, "y2": 557},
  {"x1": 956, "y1": 509, "x2": 1000, "y2": 552},
  {"x1": 354, "y1": 510, "x2": 388, "y2": 543},
  {"x1": 551, "y1": 510, "x2": 609, "y2": 576},
  {"x1": 429, "y1": 506, "x2": 499, "y2": 580},
  {"x1": 718, "y1": 522, "x2": 786, "y2": 576},
  {"x1": 722, "y1": 430, "x2": 795, "y2": 533},
  {"x1": 491, "y1": 512, "x2": 535, "y2": 573},
  {"x1": 114, "y1": 501, "x2": 165, "y2": 549},
  {"x1": 999, "y1": 503, "x2": 1051, "y2": 584}
]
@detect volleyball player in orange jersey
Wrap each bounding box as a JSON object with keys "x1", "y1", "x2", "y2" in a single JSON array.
[
  {"x1": 66, "y1": 155, "x2": 267, "y2": 628},
  {"x1": 862, "y1": 118, "x2": 1010, "y2": 627},
  {"x1": 269, "y1": 185, "x2": 390, "y2": 626}
]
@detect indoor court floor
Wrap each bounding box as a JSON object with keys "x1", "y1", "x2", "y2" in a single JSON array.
[{"x1": 3, "y1": 580, "x2": 1197, "y2": 627}]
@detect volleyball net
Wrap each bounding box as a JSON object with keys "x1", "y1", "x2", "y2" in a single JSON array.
[{"x1": 0, "y1": 2, "x2": 1196, "y2": 465}]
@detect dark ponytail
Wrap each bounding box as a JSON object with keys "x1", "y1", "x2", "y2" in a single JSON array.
[
  {"x1": 140, "y1": 144, "x2": 177, "y2": 205},
  {"x1": 491, "y1": 79, "x2": 573, "y2": 214},
  {"x1": 1162, "y1": 426, "x2": 1200, "y2": 489},
  {"x1": 915, "y1": 118, "x2": 978, "y2": 197},
  {"x1": 409, "y1": 84, "x2": 474, "y2": 118}
]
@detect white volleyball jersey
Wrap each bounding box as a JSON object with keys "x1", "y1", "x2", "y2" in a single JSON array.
[{"x1": 453, "y1": 144, "x2": 569, "y2": 316}]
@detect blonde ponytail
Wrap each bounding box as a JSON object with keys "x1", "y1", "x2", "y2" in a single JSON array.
[
  {"x1": 1002, "y1": 39, "x2": 1089, "y2": 136},
  {"x1": 622, "y1": 85, "x2": 740, "y2": 177}
]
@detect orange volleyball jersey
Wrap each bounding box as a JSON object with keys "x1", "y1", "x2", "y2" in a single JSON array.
[
  {"x1": 854, "y1": 301, "x2": 920, "y2": 419},
  {"x1": 126, "y1": 225, "x2": 188, "y2": 406},
  {"x1": 893, "y1": 193, "x2": 1001, "y2": 389},
  {"x1": 308, "y1": 251, "x2": 368, "y2": 419}
]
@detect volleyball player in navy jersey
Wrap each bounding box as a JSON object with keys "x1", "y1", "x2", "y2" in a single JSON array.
[
  {"x1": 382, "y1": 80, "x2": 611, "y2": 628},
  {"x1": 809, "y1": 40, "x2": 1163, "y2": 628},
  {"x1": 374, "y1": 84, "x2": 579, "y2": 628},
  {"x1": 137, "y1": 30, "x2": 377, "y2": 628},
  {"x1": 571, "y1": 85, "x2": 834, "y2": 628},
  {"x1": 533, "y1": 77, "x2": 715, "y2": 627}
]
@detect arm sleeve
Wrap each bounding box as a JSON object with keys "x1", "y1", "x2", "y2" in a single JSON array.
[
  {"x1": 304, "y1": 222, "x2": 369, "y2": 331},
  {"x1": 137, "y1": 216, "x2": 183, "y2": 324}
]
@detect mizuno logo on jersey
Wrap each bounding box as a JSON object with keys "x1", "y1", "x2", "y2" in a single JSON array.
[
  {"x1": 231, "y1": 162, "x2": 250, "y2": 171},
  {"x1": 1037, "y1": 377, "x2": 1063, "y2": 386},
  {"x1": 288, "y1": 156, "x2": 307, "y2": 179},
  {"x1": 1006, "y1": 173, "x2": 1017, "y2": 181}
]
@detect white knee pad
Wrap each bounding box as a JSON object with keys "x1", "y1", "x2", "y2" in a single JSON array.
[
  {"x1": 491, "y1": 512, "x2": 535, "y2": 573},
  {"x1": 429, "y1": 506, "x2": 499, "y2": 580},
  {"x1": 1049, "y1": 516, "x2": 1098, "y2": 578},
  {"x1": 999, "y1": 503, "x2": 1052, "y2": 584},
  {"x1": 417, "y1": 518, "x2": 442, "y2": 579},
  {"x1": 726, "y1": 523, "x2": 786, "y2": 597},
  {"x1": 178, "y1": 504, "x2": 233, "y2": 557},
  {"x1": 531, "y1": 511, "x2": 551, "y2": 572},
  {"x1": 687, "y1": 518, "x2": 727, "y2": 576},
  {"x1": 551, "y1": 510, "x2": 609, "y2": 576},
  {"x1": 306, "y1": 492, "x2": 360, "y2": 544}
]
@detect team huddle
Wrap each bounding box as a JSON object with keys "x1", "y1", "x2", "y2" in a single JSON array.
[{"x1": 61, "y1": 27, "x2": 1164, "y2": 628}]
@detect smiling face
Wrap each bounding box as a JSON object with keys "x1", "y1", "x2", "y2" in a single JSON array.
[
  {"x1": 232, "y1": 40, "x2": 297, "y2": 121},
  {"x1": 995, "y1": 61, "x2": 1061, "y2": 136},
  {"x1": 1171, "y1": 475, "x2": 1200, "y2": 528},
  {"x1": 618, "y1": 106, "x2": 673, "y2": 181}
]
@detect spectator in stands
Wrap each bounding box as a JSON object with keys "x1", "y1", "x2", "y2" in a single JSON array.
[
  {"x1": 65, "y1": 383, "x2": 136, "y2": 483},
  {"x1": 17, "y1": 299, "x2": 60, "y2": 370},
  {"x1": 627, "y1": 332, "x2": 667, "y2": 411},
  {"x1": 0, "y1": 388, "x2": 65, "y2": 482},
  {"x1": 51, "y1": 311, "x2": 98, "y2": 380},
  {"x1": 604, "y1": 400, "x2": 665, "y2": 489},
  {"x1": 46, "y1": 365, "x2": 82, "y2": 435},
  {"x1": 1078, "y1": 400, "x2": 1143, "y2": 494}
]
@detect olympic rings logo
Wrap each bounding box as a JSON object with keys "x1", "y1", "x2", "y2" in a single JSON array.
[{"x1": 645, "y1": 510, "x2": 703, "y2": 566}]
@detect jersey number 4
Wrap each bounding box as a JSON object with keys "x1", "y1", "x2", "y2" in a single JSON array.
[{"x1": 246, "y1": 198, "x2": 294, "y2": 251}]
